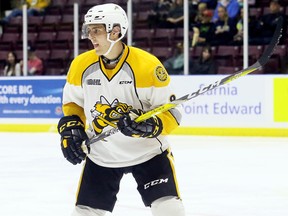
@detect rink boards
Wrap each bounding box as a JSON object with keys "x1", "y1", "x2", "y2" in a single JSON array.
[{"x1": 0, "y1": 75, "x2": 287, "y2": 137}]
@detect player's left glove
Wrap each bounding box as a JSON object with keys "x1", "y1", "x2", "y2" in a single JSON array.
[
  {"x1": 117, "y1": 109, "x2": 163, "y2": 138},
  {"x1": 57, "y1": 115, "x2": 88, "y2": 165}
]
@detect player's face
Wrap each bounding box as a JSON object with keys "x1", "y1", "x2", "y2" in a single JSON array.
[{"x1": 87, "y1": 24, "x2": 110, "y2": 55}]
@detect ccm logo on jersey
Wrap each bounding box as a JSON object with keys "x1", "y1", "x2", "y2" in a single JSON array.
[
  {"x1": 144, "y1": 178, "x2": 169, "y2": 189},
  {"x1": 87, "y1": 79, "x2": 101, "y2": 85},
  {"x1": 119, "y1": 80, "x2": 132, "y2": 84}
]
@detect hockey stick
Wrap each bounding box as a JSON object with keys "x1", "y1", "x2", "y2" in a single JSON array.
[{"x1": 85, "y1": 17, "x2": 283, "y2": 146}]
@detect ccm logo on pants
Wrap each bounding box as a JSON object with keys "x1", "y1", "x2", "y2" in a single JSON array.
[{"x1": 144, "y1": 178, "x2": 169, "y2": 189}]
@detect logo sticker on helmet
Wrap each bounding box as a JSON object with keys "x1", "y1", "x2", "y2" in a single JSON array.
[{"x1": 155, "y1": 66, "x2": 168, "y2": 82}]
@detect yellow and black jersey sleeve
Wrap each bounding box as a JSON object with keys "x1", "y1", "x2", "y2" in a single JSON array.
[
  {"x1": 66, "y1": 50, "x2": 99, "y2": 86},
  {"x1": 63, "y1": 50, "x2": 99, "y2": 124},
  {"x1": 127, "y1": 46, "x2": 181, "y2": 135}
]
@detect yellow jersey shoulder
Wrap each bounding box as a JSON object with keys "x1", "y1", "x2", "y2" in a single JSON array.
[
  {"x1": 67, "y1": 49, "x2": 99, "y2": 86},
  {"x1": 127, "y1": 46, "x2": 170, "y2": 88}
]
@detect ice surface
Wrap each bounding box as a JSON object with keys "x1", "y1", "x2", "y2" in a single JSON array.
[{"x1": 1, "y1": 133, "x2": 288, "y2": 216}]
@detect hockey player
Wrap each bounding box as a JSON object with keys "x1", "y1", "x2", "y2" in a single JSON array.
[{"x1": 57, "y1": 3, "x2": 185, "y2": 216}]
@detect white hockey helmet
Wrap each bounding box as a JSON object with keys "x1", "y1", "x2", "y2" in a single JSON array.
[{"x1": 82, "y1": 3, "x2": 128, "y2": 41}]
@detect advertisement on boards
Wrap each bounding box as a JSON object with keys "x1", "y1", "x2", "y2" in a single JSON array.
[
  {"x1": 0, "y1": 75, "x2": 287, "y2": 132},
  {"x1": 0, "y1": 77, "x2": 65, "y2": 118},
  {"x1": 170, "y1": 75, "x2": 288, "y2": 128}
]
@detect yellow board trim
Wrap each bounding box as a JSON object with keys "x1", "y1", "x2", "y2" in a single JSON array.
[
  {"x1": 1, "y1": 124, "x2": 287, "y2": 137},
  {"x1": 172, "y1": 127, "x2": 288, "y2": 137},
  {"x1": 0, "y1": 124, "x2": 58, "y2": 132}
]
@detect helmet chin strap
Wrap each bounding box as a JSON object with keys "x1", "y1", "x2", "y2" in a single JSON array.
[{"x1": 102, "y1": 33, "x2": 122, "y2": 57}]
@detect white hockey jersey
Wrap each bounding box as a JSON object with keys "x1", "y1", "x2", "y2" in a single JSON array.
[{"x1": 62, "y1": 44, "x2": 182, "y2": 168}]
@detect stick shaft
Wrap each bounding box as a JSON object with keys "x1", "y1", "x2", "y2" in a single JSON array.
[{"x1": 85, "y1": 17, "x2": 283, "y2": 146}]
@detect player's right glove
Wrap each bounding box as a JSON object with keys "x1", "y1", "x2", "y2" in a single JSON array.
[
  {"x1": 117, "y1": 109, "x2": 163, "y2": 138},
  {"x1": 57, "y1": 115, "x2": 88, "y2": 165}
]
